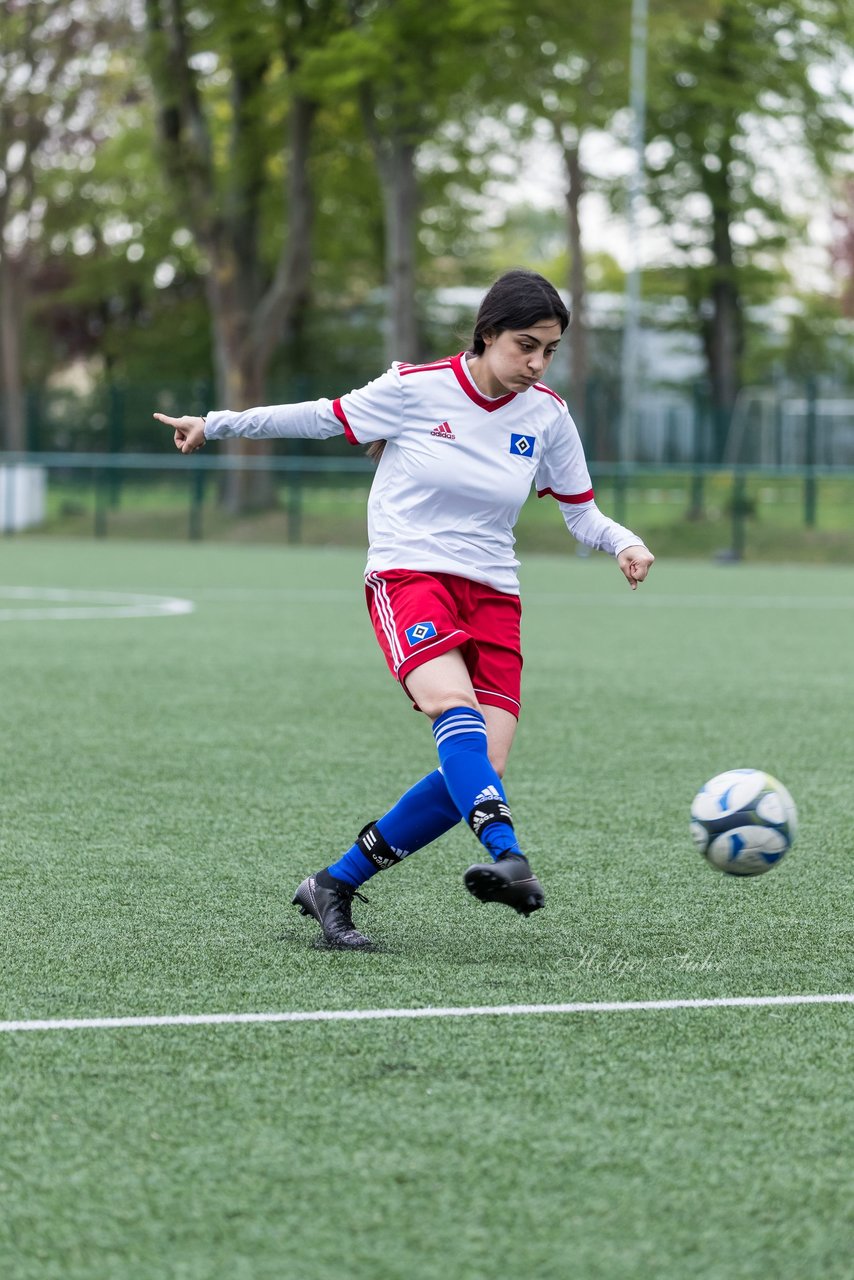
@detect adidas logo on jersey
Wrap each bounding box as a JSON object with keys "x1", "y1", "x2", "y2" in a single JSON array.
[{"x1": 430, "y1": 421, "x2": 456, "y2": 440}]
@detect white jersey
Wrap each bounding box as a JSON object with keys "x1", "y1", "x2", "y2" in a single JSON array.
[{"x1": 205, "y1": 352, "x2": 646, "y2": 595}]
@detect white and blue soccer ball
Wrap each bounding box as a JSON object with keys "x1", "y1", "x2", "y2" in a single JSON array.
[{"x1": 690, "y1": 768, "x2": 798, "y2": 876}]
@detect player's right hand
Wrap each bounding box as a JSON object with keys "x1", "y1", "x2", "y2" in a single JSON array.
[{"x1": 152, "y1": 412, "x2": 207, "y2": 454}]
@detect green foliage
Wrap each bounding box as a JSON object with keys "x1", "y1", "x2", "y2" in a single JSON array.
[
  {"x1": 31, "y1": 82, "x2": 212, "y2": 383},
  {"x1": 643, "y1": 2, "x2": 854, "y2": 302},
  {"x1": 746, "y1": 293, "x2": 854, "y2": 383},
  {"x1": 5, "y1": 0, "x2": 854, "y2": 398},
  {"x1": 298, "y1": 0, "x2": 516, "y2": 133}
]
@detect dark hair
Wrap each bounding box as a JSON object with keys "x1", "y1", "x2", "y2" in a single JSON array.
[
  {"x1": 366, "y1": 270, "x2": 568, "y2": 464},
  {"x1": 470, "y1": 269, "x2": 569, "y2": 354}
]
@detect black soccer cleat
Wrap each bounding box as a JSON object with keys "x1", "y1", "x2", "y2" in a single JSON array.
[
  {"x1": 463, "y1": 852, "x2": 545, "y2": 917},
  {"x1": 291, "y1": 873, "x2": 373, "y2": 949}
]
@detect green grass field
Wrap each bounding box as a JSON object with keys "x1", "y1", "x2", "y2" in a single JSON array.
[{"x1": 1, "y1": 539, "x2": 852, "y2": 1279}]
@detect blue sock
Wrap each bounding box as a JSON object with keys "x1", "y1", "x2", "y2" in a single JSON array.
[
  {"x1": 327, "y1": 770, "x2": 461, "y2": 888},
  {"x1": 431, "y1": 706, "x2": 523, "y2": 861}
]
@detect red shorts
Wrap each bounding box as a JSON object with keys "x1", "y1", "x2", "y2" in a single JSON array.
[{"x1": 365, "y1": 569, "x2": 523, "y2": 717}]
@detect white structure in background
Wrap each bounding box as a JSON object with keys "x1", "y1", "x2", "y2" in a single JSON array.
[
  {"x1": 0, "y1": 465, "x2": 46, "y2": 531},
  {"x1": 725, "y1": 389, "x2": 854, "y2": 466}
]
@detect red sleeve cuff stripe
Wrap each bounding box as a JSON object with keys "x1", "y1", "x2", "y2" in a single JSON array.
[
  {"x1": 537, "y1": 486, "x2": 595, "y2": 504},
  {"x1": 332, "y1": 397, "x2": 360, "y2": 446}
]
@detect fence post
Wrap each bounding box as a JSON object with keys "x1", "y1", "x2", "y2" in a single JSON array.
[
  {"x1": 688, "y1": 382, "x2": 705, "y2": 519},
  {"x1": 774, "y1": 380, "x2": 784, "y2": 468},
  {"x1": 188, "y1": 465, "x2": 205, "y2": 540},
  {"x1": 665, "y1": 406, "x2": 679, "y2": 462},
  {"x1": 614, "y1": 468, "x2": 627, "y2": 526},
  {"x1": 287, "y1": 471, "x2": 303, "y2": 544},
  {"x1": 730, "y1": 471, "x2": 746, "y2": 561},
  {"x1": 3, "y1": 465, "x2": 15, "y2": 536},
  {"x1": 107, "y1": 383, "x2": 124, "y2": 508},
  {"x1": 26, "y1": 387, "x2": 41, "y2": 451},
  {"x1": 93, "y1": 468, "x2": 108, "y2": 538},
  {"x1": 804, "y1": 377, "x2": 817, "y2": 528}
]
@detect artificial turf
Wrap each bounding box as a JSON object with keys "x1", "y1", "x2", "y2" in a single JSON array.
[{"x1": 1, "y1": 539, "x2": 852, "y2": 1278}]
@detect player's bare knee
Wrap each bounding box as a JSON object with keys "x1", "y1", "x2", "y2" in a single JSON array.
[
  {"x1": 488, "y1": 751, "x2": 507, "y2": 779},
  {"x1": 420, "y1": 691, "x2": 480, "y2": 720}
]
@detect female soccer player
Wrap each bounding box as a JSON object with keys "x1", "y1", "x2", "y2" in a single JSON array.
[{"x1": 155, "y1": 269, "x2": 654, "y2": 949}]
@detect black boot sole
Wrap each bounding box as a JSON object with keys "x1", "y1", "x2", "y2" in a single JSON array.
[{"x1": 463, "y1": 864, "x2": 545, "y2": 917}]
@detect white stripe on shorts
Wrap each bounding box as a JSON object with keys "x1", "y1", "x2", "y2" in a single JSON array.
[
  {"x1": 366, "y1": 572, "x2": 405, "y2": 669},
  {"x1": 473, "y1": 687, "x2": 520, "y2": 712}
]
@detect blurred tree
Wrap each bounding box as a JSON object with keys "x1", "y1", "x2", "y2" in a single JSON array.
[
  {"x1": 29, "y1": 51, "x2": 211, "y2": 390},
  {"x1": 644, "y1": 0, "x2": 853, "y2": 456},
  {"x1": 503, "y1": 1, "x2": 636, "y2": 418},
  {"x1": 144, "y1": 0, "x2": 345, "y2": 510},
  {"x1": 299, "y1": 0, "x2": 516, "y2": 364},
  {"x1": 831, "y1": 175, "x2": 854, "y2": 318},
  {"x1": 0, "y1": 0, "x2": 120, "y2": 449}
]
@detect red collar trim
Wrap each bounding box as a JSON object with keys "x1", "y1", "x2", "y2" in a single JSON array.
[{"x1": 450, "y1": 353, "x2": 517, "y2": 413}]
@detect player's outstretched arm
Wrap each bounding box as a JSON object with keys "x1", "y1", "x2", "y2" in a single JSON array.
[
  {"x1": 617, "y1": 544, "x2": 655, "y2": 590},
  {"x1": 153, "y1": 413, "x2": 207, "y2": 454}
]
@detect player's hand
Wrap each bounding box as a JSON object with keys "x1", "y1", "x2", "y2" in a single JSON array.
[
  {"x1": 617, "y1": 545, "x2": 655, "y2": 590},
  {"x1": 152, "y1": 412, "x2": 207, "y2": 454}
]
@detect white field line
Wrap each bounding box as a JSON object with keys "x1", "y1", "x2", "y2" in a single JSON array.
[
  {"x1": 1, "y1": 993, "x2": 851, "y2": 1035},
  {"x1": 0, "y1": 587, "x2": 194, "y2": 621}
]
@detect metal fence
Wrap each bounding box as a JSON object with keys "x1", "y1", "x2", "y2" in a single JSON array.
[
  {"x1": 11, "y1": 379, "x2": 854, "y2": 468},
  {"x1": 2, "y1": 451, "x2": 852, "y2": 565}
]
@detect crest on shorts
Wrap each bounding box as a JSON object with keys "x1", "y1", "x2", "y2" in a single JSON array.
[
  {"x1": 405, "y1": 620, "x2": 438, "y2": 646},
  {"x1": 510, "y1": 433, "x2": 536, "y2": 457}
]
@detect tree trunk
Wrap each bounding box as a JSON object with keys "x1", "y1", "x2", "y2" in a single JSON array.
[
  {"x1": 563, "y1": 142, "x2": 587, "y2": 421},
  {"x1": 145, "y1": 0, "x2": 318, "y2": 515},
  {"x1": 213, "y1": 93, "x2": 316, "y2": 516},
  {"x1": 702, "y1": 11, "x2": 742, "y2": 462},
  {"x1": 208, "y1": 280, "x2": 274, "y2": 515},
  {"x1": 374, "y1": 135, "x2": 420, "y2": 364},
  {"x1": 704, "y1": 194, "x2": 742, "y2": 462},
  {"x1": 251, "y1": 96, "x2": 316, "y2": 374},
  {"x1": 0, "y1": 251, "x2": 27, "y2": 452}
]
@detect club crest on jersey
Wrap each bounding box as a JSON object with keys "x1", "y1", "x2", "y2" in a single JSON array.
[
  {"x1": 512, "y1": 432, "x2": 537, "y2": 458},
  {"x1": 430, "y1": 421, "x2": 456, "y2": 440},
  {"x1": 405, "y1": 620, "x2": 438, "y2": 646},
  {"x1": 510, "y1": 433, "x2": 536, "y2": 457}
]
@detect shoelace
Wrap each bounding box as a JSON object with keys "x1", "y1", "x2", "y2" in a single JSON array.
[
  {"x1": 329, "y1": 886, "x2": 369, "y2": 929},
  {"x1": 330, "y1": 885, "x2": 369, "y2": 903}
]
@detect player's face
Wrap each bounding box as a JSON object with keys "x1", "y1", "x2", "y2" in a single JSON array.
[{"x1": 479, "y1": 319, "x2": 563, "y2": 395}]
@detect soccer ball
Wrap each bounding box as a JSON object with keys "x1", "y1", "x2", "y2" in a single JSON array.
[{"x1": 690, "y1": 768, "x2": 798, "y2": 876}]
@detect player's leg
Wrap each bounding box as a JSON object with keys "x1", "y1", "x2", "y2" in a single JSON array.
[
  {"x1": 459, "y1": 701, "x2": 542, "y2": 912},
  {"x1": 311, "y1": 699, "x2": 515, "y2": 891},
  {"x1": 292, "y1": 573, "x2": 537, "y2": 947},
  {"x1": 293, "y1": 573, "x2": 466, "y2": 948},
  {"x1": 443, "y1": 583, "x2": 543, "y2": 916},
  {"x1": 292, "y1": 769, "x2": 461, "y2": 948},
  {"x1": 480, "y1": 702, "x2": 517, "y2": 778},
  {"x1": 293, "y1": 705, "x2": 519, "y2": 949},
  {"x1": 324, "y1": 697, "x2": 516, "y2": 872},
  {"x1": 322, "y1": 771, "x2": 461, "y2": 888},
  {"x1": 405, "y1": 653, "x2": 543, "y2": 916},
  {"x1": 406, "y1": 651, "x2": 522, "y2": 855}
]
